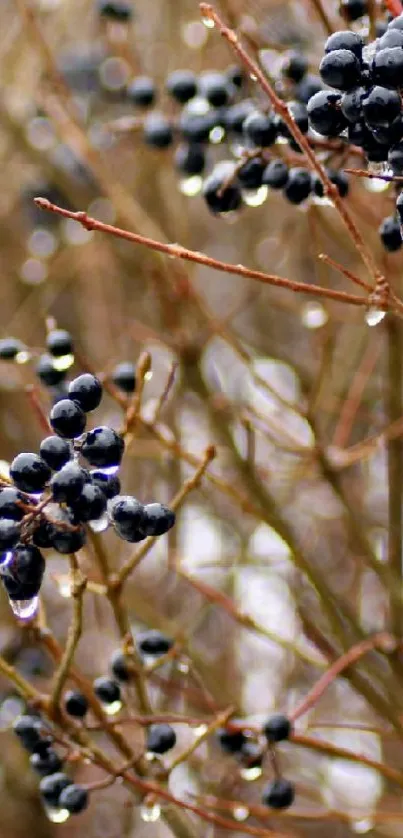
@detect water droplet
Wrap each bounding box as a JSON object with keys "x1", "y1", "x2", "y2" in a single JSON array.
[
  {"x1": 177, "y1": 659, "x2": 189, "y2": 674},
  {"x1": 351, "y1": 818, "x2": 374, "y2": 834},
  {"x1": 201, "y1": 15, "x2": 215, "y2": 28},
  {"x1": 52, "y1": 353, "x2": 75, "y2": 371},
  {"x1": 9, "y1": 596, "x2": 39, "y2": 621},
  {"x1": 58, "y1": 576, "x2": 72, "y2": 598},
  {"x1": 144, "y1": 371, "x2": 153, "y2": 382},
  {"x1": 89, "y1": 513, "x2": 109, "y2": 533},
  {"x1": 45, "y1": 806, "x2": 70, "y2": 824},
  {"x1": 242, "y1": 186, "x2": 268, "y2": 207},
  {"x1": 249, "y1": 73, "x2": 258, "y2": 81},
  {"x1": 232, "y1": 805, "x2": 249, "y2": 822},
  {"x1": 15, "y1": 351, "x2": 32, "y2": 365},
  {"x1": 301, "y1": 301, "x2": 328, "y2": 329},
  {"x1": 364, "y1": 177, "x2": 389, "y2": 193},
  {"x1": 365, "y1": 307, "x2": 386, "y2": 327},
  {"x1": 239, "y1": 765, "x2": 263, "y2": 781},
  {"x1": 140, "y1": 802, "x2": 161, "y2": 823},
  {"x1": 209, "y1": 126, "x2": 225, "y2": 144},
  {"x1": 101, "y1": 699, "x2": 122, "y2": 716},
  {"x1": 179, "y1": 175, "x2": 203, "y2": 197},
  {"x1": 192, "y1": 724, "x2": 208, "y2": 737}
]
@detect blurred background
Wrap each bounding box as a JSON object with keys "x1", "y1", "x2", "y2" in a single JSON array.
[{"x1": 0, "y1": 0, "x2": 402, "y2": 836}]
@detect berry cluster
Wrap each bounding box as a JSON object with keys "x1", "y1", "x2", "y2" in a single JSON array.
[
  {"x1": 12, "y1": 628, "x2": 177, "y2": 819},
  {"x1": 217, "y1": 713, "x2": 295, "y2": 810},
  {"x1": 0, "y1": 329, "x2": 175, "y2": 618}
]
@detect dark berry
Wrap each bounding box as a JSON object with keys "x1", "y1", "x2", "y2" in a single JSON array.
[
  {"x1": 379, "y1": 215, "x2": 402, "y2": 251},
  {"x1": 174, "y1": 143, "x2": 206, "y2": 176},
  {"x1": 40, "y1": 436, "x2": 71, "y2": 471},
  {"x1": 0, "y1": 488, "x2": 24, "y2": 521},
  {"x1": 36, "y1": 354, "x2": 67, "y2": 386},
  {"x1": 90, "y1": 470, "x2": 121, "y2": 499},
  {"x1": 389, "y1": 142, "x2": 403, "y2": 173},
  {"x1": 64, "y1": 690, "x2": 88, "y2": 718},
  {"x1": 51, "y1": 525, "x2": 86, "y2": 554},
  {"x1": 319, "y1": 49, "x2": 362, "y2": 91},
  {"x1": 46, "y1": 329, "x2": 73, "y2": 358},
  {"x1": 312, "y1": 168, "x2": 349, "y2": 198},
  {"x1": 127, "y1": 76, "x2": 156, "y2": 108},
  {"x1": 59, "y1": 783, "x2": 89, "y2": 814},
  {"x1": 340, "y1": 0, "x2": 368, "y2": 20},
  {"x1": 363, "y1": 85, "x2": 401, "y2": 127},
  {"x1": 203, "y1": 164, "x2": 242, "y2": 214},
  {"x1": 199, "y1": 71, "x2": 232, "y2": 107},
  {"x1": 263, "y1": 714, "x2": 292, "y2": 743},
  {"x1": 110, "y1": 650, "x2": 131, "y2": 682},
  {"x1": 30, "y1": 748, "x2": 62, "y2": 777},
  {"x1": 324, "y1": 30, "x2": 364, "y2": 59},
  {"x1": 3, "y1": 574, "x2": 43, "y2": 601},
  {"x1": 142, "y1": 503, "x2": 175, "y2": 536},
  {"x1": 262, "y1": 160, "x2": 289, "y2": 189},
  {"x1": 93, "y1": 676, "x2": 121, "y2": 705},
  {"x1": 39, "y1": 772, "x2": 73, "y2": 806},
  {"x1": 0, "y1": 338, "x2": 25, "y2": 360},
  {"x1": 137, "y1": 629, "x2": 173, "y2": 656},
  {"x1": 13, "y1": 715, "x2": 42, "y2": 751},
  {"x1": 81, "y1": 426, "x2": 124, "y2": 468},
  {"x1": 237, "y1": 157, "x2": 265, "y2": 189},
  {"x1": 70, "y1": 483, "x2": 107, "y2": 522},
  {"x1": 49, "y1": 399, "x2": 86, "y2": 439},
  {"x1": 0, "y1": 519, "x2": 20, "y2": 551},
  {"x1": 283, "y1": 51, "x2": 308, "y2": 83},
  {"x1": 388, "y1": 12, "x2": 403, "y2": 29},
  {"x1": 340, "y1": 86, "x2": 366, "y2": 122},
  {"x1": 111, "y1": 362, "x2": 136, "y2": 393},
  {"x1": 146, "y1": 723, "x2": 176, "y2": 754},
  {"x1": 97, "y1": 1, "x2": 132, "y2": 22},
  {"x1": 224, "y1": 99, "x2": 254, "y2": 134},
  {"x1": 143, "y1": 114, "x2": 173, "y2": 149},
  {"x1": 8, "y1": 543, "x2": 45, "y2": 586},
  {"x1": 109, "y1": 494, "x2": 146, "y2": 541},
  {"x1": 166, "y1": 70, "x2": 198, "y2": 104},
  {"x1": 32, "y1": 518, "x2": 57, "y2": 548},
  {"x1": 243, "y1": 110, "x2": 277, "y2": 146},
  {"x1": 296, "y1": 73, "x2": 323, "y2": 103},
  {"x1": 10, "y1": 452, "x2": 51, "y2": 493},
  {"x1": 179, "y1": 109, "x2": 220, "y2": 143},
  {"x1": 217, "y1": 727, "x2": 247, "y2": 754},
  {"x1": 378, "y1": 28, "x2": 403, "y2": 48},
  {"x1": 372, "y1": 48, "x2": 403, "y2": 88},
  {"x1": 307, "y1": 90, "x2": 346, "y2": 136},
  {"x1": 284, "y1": 168, "x2": 312, "y2": 204},
  {"x1": 51, "y1": 462, "x2": 86, "y2": 503},
  {"x1": 226, "y1": 65, "x2": 244, "y2": 88},
  {"x1": 68, "y1": 373, "x2": 102, "y2": 412},
  {"x1": 262, "y1": 778, "x2": 295, "y2": 809}
]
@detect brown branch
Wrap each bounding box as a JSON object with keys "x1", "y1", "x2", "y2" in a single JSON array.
[
  {"x1": 49, "y1": 557, "x2": 86, "y2": 714},
  {"x1": 34, "y1": 198, "x2": 371, "y2": 308}
]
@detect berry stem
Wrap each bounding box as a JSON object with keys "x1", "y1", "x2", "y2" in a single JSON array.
[
  {"x1": 165, "y1": 704, "x2": 235, "y2": 774},
  {"x1": 49, "y1": 556, "x2": 87, "y2": 715}
]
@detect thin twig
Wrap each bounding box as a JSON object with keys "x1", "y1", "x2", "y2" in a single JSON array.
[
  {"x1": 34, "y1": 198, "x2": 372, "y2": 309},
  {"x1": 49, "y1": 557, "x2": 86, "y2": 714},
  {"x1": 386, "y1": 317, "x2": 403, "y2": 637}
]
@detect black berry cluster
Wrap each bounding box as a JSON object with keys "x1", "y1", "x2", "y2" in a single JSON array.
[
  {"x1": 13, "y1": 713, "x2": 88, "y2": 815},
  {"x1": 0, "y1": 330, "x2": 175, "y2": 618},
  {"x1": 216, "y1": 713, "x2": 295, "y2": 810}
]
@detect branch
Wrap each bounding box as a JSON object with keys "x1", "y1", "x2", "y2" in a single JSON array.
[
  {"x1": 34, "y1": 198, "x2": 371, "y2": 308},
  {"x1": 49, "y1": 557, "x2": 86, "y2": 714}
]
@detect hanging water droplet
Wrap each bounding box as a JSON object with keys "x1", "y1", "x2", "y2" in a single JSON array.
[
  {"x1": 101, "y1": 699, "x2": 122, "y2": 716},
  {"x1": 232, "y1": 805, "x2": 249, "y2": 822},
  {"x1": 242, "y1": 186, "x2": 268, "y2": 207},
  {"x1": 15, "y1": 350, "x2": 32, "y2": 365},
  {"x1": 44, "y1": 805, "x2": 70, "y2": 824},
  {"x1": 179, "y1": 175, "x2": 203, "y2": 197},
  {"x1": 192, "y1": 724, "x2": 208, "y2": 737},
  {"x1": 140, "y1": 801, "x2": 161, "y2": 822},
  {"x1": 301, "y1": 301, "x2": 328, "y2": 329},
  {"x1": 144, "y1": 371, "x2": 153, "y2": 381},
  {"x1": 9, "y1": 596, "x2": 39, "y2": 621},
  {"x1": 52, "y1": 353, "x2": 74, "y2": 372},
  {"x1": 89, "y1": 513, "x2": 109, "y2": 533},
  {"x1": 365, "y1": 307, "x2": 386, "y2": 327},
  {"x1": 201, "y1": 15, "x2": 215, "y2": 28},
  {"x1": 364, "y1": 177, "x2": 389, "y2": 193},
  {"x1": 177, "y1": 659, "x2": 189, "y2": 674},
  {"x1": 209, "y1": 126, "x2": 225, "y2": 144},
  {"x1": 239, "y1": 765, "x2": 263, "y2": 781},
  {"x1": 351, "y1": 818, "x2": 375, "y2": 834},
  {"x1": 249, "y1": 73, "x2": 258, "y2": 81},
  {"x1": 58, "y1": 576, "x2": 72, "y2": 598}
]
